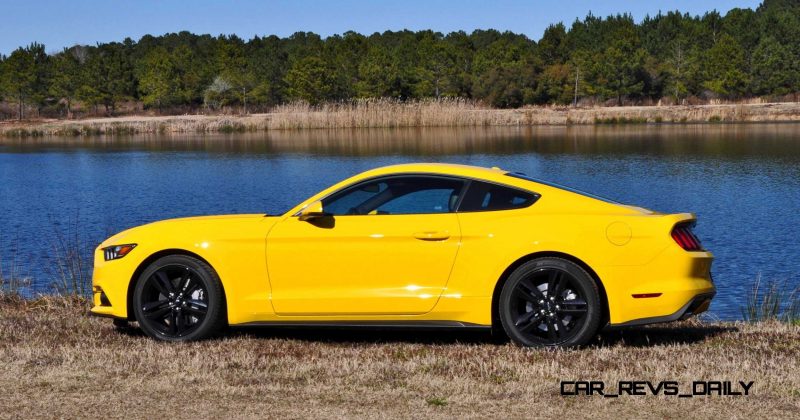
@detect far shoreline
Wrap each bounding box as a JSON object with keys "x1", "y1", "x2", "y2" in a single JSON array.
[{"x1": 2, "y1": 101, "x2": 800, "y2": 138}]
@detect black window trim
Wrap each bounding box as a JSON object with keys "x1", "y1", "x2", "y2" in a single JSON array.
[
  {"x1": 314, "y1": 173, "x2": 469, "y2": 216},
  {"x1": 505, "y1": 172, "x2": 620, "y2": 204},
  {"x1": 294, "y1": 172, "x2": 542, "y2": 217},
  {"x1": 456, "y1": 178, "x2": 541, "y2": 213}
]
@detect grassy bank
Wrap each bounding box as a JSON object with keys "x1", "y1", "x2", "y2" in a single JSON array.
[
  {"x1": 0, "y1": 296, "x2": 797, "y2": 418},
  {"x1": 3, "y1": 100, "x2": 800, "y2": 137}
]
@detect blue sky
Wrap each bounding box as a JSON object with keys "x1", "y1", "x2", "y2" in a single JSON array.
[{"x1": 1, "y1": 0, "x2": 762, "y2": 55}]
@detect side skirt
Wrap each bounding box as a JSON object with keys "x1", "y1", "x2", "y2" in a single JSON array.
[{"x1": 233, "y1": 320, "x2": 491, "y2": 330}]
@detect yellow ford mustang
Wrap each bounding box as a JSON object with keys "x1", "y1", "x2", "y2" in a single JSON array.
[{"x1": 91, "y1": 163, "x2": 714, "y2": 347}]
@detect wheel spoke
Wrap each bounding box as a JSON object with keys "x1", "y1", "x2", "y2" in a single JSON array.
[
  {"x1": 514, "y1": 310, "x2": 536, "y2": 326},
  {"x1": 553, "y1": 313, "x2": 567, "y2": 332},
  {"x1": 144, "y1": 305, "x2": 171, "y2": 320},
  {"x1": 168, "y1": 312, "x2": 178, "y2": 334},
  {"x1": 142, "y1": 299, "x2": 169, "y2": 313},
  {"x1": 186, "y1": 299, "x2": 208, "y2": 309},
  {"x1": 175, "y1": 311, "x2": 185, "y2": 333},
  {"x1": 545, "y1": 318, "x2": 559, "y2": 340},
  {"x1": 518, "y1": 313, "x2": 544, "y2": 333},
  {"x1": 152, "y1": 271, "x2": 175, "y2": 297},
  {"x1": 558, "y1": 307, "x2": 588, "y2": 315},
  {"x1": 179, "y1": 269, "x2": 193, "y2": 295},
  {"x1": 182, "y1": 277, "x2": 200, "y2": 298},
  {"x1": 548, "y1": 271, "x2": 565, "y2": 299},
  {"x1": 517, "y1": 278, "x2": 545, "y2": 302},
  {"x1": 184, "y1": 307, "x2": 204, "y2": 316},
  {"x1": 514, "y1": 288, "x2": 540, "y2": 305},
  {"x1": 142, "y1": 299, "x2": 168, "y2": 311},
  {"x1": 185, "y1": 299, "x2": 208, "y2": 315},
  {"x1": 558, "y1": 297, "x2": 587, "y2": 314}
]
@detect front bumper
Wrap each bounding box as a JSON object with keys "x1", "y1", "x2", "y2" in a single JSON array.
[
  {"x1": 90, "y1": 285, "x2": 127, "y2": 319},
  {"x1": 89, "y1": 246, "x2": 140, "y2": 320}
]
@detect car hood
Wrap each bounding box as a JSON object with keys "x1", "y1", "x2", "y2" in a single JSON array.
[{"x1": 98, "y1": 214, "x2": 277, "y2": 249}]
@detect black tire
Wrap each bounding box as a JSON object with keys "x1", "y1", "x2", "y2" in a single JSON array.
[
  {"x1": 498, "y1": 257, "x2": 601, "y2": 348},
  {"x1": 133, "y1": 255, "x2": 226, "y2": 341}
]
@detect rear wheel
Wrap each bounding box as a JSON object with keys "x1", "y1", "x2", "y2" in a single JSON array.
[
  {"x1": 133, "y1": 255, "x2": 225, "y2": 341},
  {"x1": 498, "y1": 257, "x2": 601, "y2": 347}
]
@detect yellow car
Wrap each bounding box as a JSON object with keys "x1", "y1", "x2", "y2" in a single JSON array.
[{"x1": 91, "y1": 163, "x2": 715, "y2": 347}]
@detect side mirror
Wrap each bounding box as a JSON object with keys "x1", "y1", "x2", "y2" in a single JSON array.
[{"x1": 298, "y1": 201, "x2": 328, "y2": 221}]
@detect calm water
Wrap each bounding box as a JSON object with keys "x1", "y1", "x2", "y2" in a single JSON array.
[{"x1": 2, "y1": 124, "x2": 799, "y2": 320}]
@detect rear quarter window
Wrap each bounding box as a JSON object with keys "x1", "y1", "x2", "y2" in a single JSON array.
[{"x1": 458, "y1": 180, "x2": 539, "y2": 212}]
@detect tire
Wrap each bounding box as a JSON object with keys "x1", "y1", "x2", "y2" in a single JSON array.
[
  {"x1": 133, "y1": 254, "x2": 226, "y2": 341},
  {"x1": 498, "y1": 257, "x2": 601, "y2": 348}
]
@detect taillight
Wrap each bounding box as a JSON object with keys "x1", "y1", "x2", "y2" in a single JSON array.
[{"x1": 671, "y1": 223, "x2": 703, "y2": 251}]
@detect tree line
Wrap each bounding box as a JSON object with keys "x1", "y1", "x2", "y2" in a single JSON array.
[{"x1": 1, "y1": 0, "x2": 799, "y2": 119}]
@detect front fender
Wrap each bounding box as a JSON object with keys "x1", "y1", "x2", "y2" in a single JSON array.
[{"x1": 91, "y1": 216, "x2": 277, "y2": 324}]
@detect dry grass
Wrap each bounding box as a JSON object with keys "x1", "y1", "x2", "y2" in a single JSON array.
[
  {"x1": 0, "y1": 296, "x2": 798, "y2": 419},
  {"x1": 268, "y1": 98, "x2": 519, "y2": 129},
  {"x1": 3, "y1": 101, "x2": 800, "y2": 137}
]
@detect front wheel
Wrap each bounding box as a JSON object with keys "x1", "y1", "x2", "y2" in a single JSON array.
[
  {"x1": 133, "y1": 255, "x2": 226, "y2": 341},
  {"x1": 498, "y1": 257, "x2": 601, "y2": 347}
]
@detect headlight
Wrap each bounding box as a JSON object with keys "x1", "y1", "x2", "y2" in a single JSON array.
[{"x1": 103, "y1": 244, "x2": 137, "y2": 261}]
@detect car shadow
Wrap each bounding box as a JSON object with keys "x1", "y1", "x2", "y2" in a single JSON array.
[
  {"x1": 594, "y1": 323, "x2": 738, "y2": 348},
  {"x1": 111, "y1": 321, "x2": 738, "y2": 348},
  {"x1": 224, "y1": 321, "x2": 737, "y2": 348},
  {"x1": 227, "y1": 325, "x2": 498, "y2": 345}
]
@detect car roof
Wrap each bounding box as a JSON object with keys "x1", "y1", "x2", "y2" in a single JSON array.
[
  {"x1": 356, "y1": 163, "x2": 510, "y2": 181},
  {"x1": 286, "y1": 163, "x2": 637, "y2": 217},
  {"x1": 354, "y1": 163, "x2": 624, "y2": 207}
]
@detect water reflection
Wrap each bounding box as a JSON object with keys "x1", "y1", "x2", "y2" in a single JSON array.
[{"x1": 3, "y1": 124, "x2": 800, "y2": 161}]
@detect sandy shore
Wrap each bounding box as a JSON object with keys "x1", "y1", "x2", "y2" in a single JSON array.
[{"x1": 2, "y1": 102, "x2": 800, "y2": 137}]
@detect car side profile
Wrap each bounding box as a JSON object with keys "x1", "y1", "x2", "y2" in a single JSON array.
[{"x1": 91, "y1": 163, "x2": 715, "y2": 347}]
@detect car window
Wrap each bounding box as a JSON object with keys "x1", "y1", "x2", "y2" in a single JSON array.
[
  {"x1": 322, "y1": 176, "x2": 465, "y2": 215},
  {"x1": 458, "y1": 180, "x2": 539, "y2": 212}
]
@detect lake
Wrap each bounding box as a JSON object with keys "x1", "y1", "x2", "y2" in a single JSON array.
[{"x1": 2, "y1": 124, "x2": 799, "y2": 320}]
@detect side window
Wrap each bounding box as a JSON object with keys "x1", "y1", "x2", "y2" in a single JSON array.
[
  {"x1": 458, "y1": 181, "x2": 538, "y2": 212},
  {"x1": 322, "y1": 181, "x2": 389, "y2": 215},
  {"x1": 322, "y1": 176, "x2": 465, "y2": 215}
]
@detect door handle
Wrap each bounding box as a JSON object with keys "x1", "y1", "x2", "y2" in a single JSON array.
[{"x1": 413, "y1": 231, "x2": 450, "y2": 241}]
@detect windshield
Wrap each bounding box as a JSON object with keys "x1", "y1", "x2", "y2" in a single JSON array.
[{"x1": 505, "y1": 172, "x2": 621, "y2": 204}]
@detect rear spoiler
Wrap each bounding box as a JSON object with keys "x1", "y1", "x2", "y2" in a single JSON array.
[{"x1": 661, "y1": 213, "x2": 697, "y2": 227}]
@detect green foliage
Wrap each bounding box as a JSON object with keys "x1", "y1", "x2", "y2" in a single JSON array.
[
  {"x1": 2, "y1": 3, "x2": 800, "y2": 116},
  {"x1": 751, "y1": 36, "x2": 797, "y2": 95},
  {"x1": 49, "y1": 47, "x2": 85, "y2": 117},
  {"x1": 137, "y1": 47, "x2": 178, "y2": 109},
  {"x1": 742, "y1": 276, "x2": 800, "y2": 323},
  {"x1": 702, "y1": 34, "x2": 750, "y2": 98},
  {"x1": 0, "y1": 43, "x2": 48, "y2": 119},
  {"x1": 84, "y1": 42, "x2": 136, "y2": 113},
  {"x1": 535, "y1": 63, "x2": 575, "y2": 104},
  {"x1": 285, "y1": 56, "x2": 336, "y2": 104}
]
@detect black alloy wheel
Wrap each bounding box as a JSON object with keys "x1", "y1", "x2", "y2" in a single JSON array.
[
  {"x1": 133, "y1": 255, "x2": 225, "y2": 341},
  {"x1": 499, "y1": 257, "x2": 601, "y2": 347}
]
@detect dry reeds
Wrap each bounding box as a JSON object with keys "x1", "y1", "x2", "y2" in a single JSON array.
[
  {"x1": 268, "y1": 98, "x2": 523, "y2": 129},
  {"x1": 3, "y1": 101, "x2": 800, "y2": 137}
]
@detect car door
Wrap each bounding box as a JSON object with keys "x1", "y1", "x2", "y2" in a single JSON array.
[{"x1": 266, "y1": 175, "x2": 464, "y2": 315}]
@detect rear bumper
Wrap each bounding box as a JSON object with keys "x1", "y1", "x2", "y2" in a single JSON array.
[
  {"x1": 609, "y1": 291, "x2": 716, "y2": 327},
  {"x1": 601, "y1": 243, "x2": 715, "y2": 324}
]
